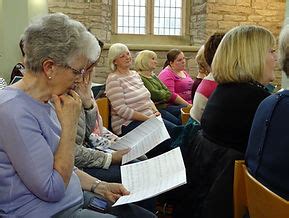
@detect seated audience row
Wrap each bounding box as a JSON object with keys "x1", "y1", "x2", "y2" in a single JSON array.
[
  {"x1": 2, "y1": 11, "x2": 287, "y2": 218},
  {"x1": 135, "y1": 50, "x2": 185, "y2": 119},
  {"x1": 105, "y1": 43, "x2": 183, "y2": 158}
]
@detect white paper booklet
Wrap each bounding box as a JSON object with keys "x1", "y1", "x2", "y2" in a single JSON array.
[
  {"x1": 109, "y1": 116, "x2": 170, "y2": 164},
  {"x1": 112, "y1": 147, "x2": 187, "y2": 207}
]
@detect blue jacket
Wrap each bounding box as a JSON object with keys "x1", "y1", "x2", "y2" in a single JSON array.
[{"x1": 246, "y1": 90, "x2": 289, "y2": 200}]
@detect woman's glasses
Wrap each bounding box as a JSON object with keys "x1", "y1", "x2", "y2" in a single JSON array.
[{"x1": 65, "y1": 60, "x2": 97, "y2": 76}]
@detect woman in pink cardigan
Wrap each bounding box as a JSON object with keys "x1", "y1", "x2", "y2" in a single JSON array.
[{"x1": 158, "y1": 49, "x2": 194, "y2": 105}]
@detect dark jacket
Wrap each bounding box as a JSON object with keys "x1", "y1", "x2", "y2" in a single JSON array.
[
  {"x1": 201, "y1": 82, "x2": 270, "y2": 153},
  {"x1": 174, "y1": 82, "x2": 270, "y2": 218},
  {"x1": 246, "y1": 90, "x2": 289, "y2": 200}
]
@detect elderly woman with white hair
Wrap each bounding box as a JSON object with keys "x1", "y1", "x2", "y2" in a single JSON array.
[
  {"x1": 105, "y1": 43, "x2": 177, "y2": 157},
  {"x1": 0, "y1": 13, "x2": 156, "y2": 218}
]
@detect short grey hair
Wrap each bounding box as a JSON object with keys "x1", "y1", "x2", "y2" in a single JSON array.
[
  {"x1": 108, "y1": 43, "x2": 129, "y2": 71},
  {"x1": 22, "y1": 13, "x2": 100, "y2": 72},
  {"x1": 279, "y1": 18, "x2": 289, "y2": 76}
]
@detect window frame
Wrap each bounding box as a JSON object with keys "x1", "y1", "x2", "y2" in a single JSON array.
[{"x1": 111, "y1": 0, "x2": 191, "y2": 46}]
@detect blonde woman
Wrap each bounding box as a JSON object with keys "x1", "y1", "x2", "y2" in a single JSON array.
[
  {"x1": 135, "y1": 50, "x2": 182, "y2": 122},
  {"x1": 190, "y1": 45, "x2": 210, "y2": 101},
  {"x1": 190, "y1": 33, "x2": 225, "y2": 122}
]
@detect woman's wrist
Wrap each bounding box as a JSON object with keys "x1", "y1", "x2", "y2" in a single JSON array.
[{"x1": 91, "y1": 178, "x2": 102, "y2": 193}]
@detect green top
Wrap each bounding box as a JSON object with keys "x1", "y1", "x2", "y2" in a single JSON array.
[{"x1": 140, "y1": 74, "x2": 172, "y2": 110}]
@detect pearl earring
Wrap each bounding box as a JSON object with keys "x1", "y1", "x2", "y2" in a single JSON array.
[{"x1": 48, "y1": 76, "x2": 52, "y2": 79}]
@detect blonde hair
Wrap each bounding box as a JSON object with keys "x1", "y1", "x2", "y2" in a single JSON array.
[
  {"x1": 212, "y1": 25, "x2": 275, "y2": 84},
  {"x1": 134, "y1": 50, "x2": 157, "y2": 72},
  {"x1": 108, "y1": 43, "x2": 129, "y2": 71},
  {"x1": 195, "y1": 45, "x2": 209, "y2": 74}
]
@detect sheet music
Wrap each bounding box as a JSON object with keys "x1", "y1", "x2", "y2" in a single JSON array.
[
  {"x1": 112, "y1": 147, "x2": 186, "y2": 206},
  {"x1": 109, "y1": 116, "x2": 170, "y2": 164}
]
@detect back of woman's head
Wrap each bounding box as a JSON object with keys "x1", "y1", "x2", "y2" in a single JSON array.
[
  {"x1": 22, "y1": 13, "x2": 100, "y2": 73},
  {"x1": 134, "y1": 50, "x2": 157, "y2": 72},
  {"x1": 163, "y1": 49, "x2": 182, "y2": 69},
  {"x1": 204, "y1": 32, "x2": 225, "y2": 67},
  {"x1": 212, "y1": 25, "x2": 275, "y2": 84},
  {"x1": 279, "y1": 19, "x2": 289, "y2": 76},
  {"x1": 108, "y1": 43, "x2": 129, "y2": 71},
  {"x1": 195, "y1": 45, "x2": 209, "y2": 74}
]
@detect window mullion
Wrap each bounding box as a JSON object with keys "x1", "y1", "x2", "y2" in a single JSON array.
[{"x1": 147, "y1": 0, "x2": 153, "y2": 35}]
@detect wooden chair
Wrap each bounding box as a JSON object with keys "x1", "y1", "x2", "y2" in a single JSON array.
[
  {"x1": 95, "y1": 97, "x2": 110, "y2": 129},
  {"x1": 233, "y1": 160, "x2": 289, "y2": 218},
  {"x1": 180, "y1": 105, "x2": 192, "y2": 124}
]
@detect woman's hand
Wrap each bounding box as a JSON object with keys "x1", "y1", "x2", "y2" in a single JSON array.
[
  {"x1": 52, "y1": 90, "x2": 82, "y2": 186},
  {"x1": 153, "y1": 111, "x2": 161, "y2": 116},
  {"x1": 52, "y1": 90, "x2": 82, "y2": 129},
  {"x1": 96, "y1": 182, "x2": 130, "y2": 203},
  {"x1": 111, "y1": 148, "x2": 130, "y2": 165},
  {"x1": 75, "y1": 72, "x2": 93, "y2": 109}
]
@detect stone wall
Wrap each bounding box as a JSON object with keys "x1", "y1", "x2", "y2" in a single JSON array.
[
  {"x1": 48, "y1": 0, "x2": 286, "y2": 88},
  {"x1": 191, "y1": 0, "x2": 286, "y2": 88}
]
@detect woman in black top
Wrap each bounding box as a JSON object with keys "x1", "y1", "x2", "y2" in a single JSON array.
[{"x1": 174, "y1": 25, "x2": 277, "y2": 218}]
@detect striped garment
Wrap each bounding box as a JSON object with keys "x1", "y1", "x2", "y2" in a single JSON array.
[
  {"x1": 0, "y1": 78, "x2": 7, "y2": 90},
  {"x1": 105, "y1": 70, "x2": 154, "y2": 135}
]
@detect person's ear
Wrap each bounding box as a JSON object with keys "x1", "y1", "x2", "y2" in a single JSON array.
[{"x1": 42, "y1": 59, "x2": 55, "y2": 80}]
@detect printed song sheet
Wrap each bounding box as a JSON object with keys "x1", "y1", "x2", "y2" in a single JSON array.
[
  {"x1": 109, "y1": 116, "x2": 170, "y2": 164},
  {"x1": 112, "y1": 147, "x2": 187, "y2": 206}
]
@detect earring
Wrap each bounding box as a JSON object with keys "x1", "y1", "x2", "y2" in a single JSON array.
[{"x1": 48, "y1": 76, "x2": 52, "y2": 80}]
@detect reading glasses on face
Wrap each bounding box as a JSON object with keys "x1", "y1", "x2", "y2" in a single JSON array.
[{"x1": 65, "y1": 60, "x2": 97, "y2": 76}]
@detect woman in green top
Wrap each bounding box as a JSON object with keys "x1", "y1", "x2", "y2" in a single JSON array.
[{"x1": 135, "y1": 50, "x2": 184, "y2": 122}]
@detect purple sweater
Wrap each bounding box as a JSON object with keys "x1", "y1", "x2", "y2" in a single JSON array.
[
  {"x1": 158, "y1": 67, "x2": 193, "y2": 104},
  {"x1": 0, "y1": 87, "x2": 83, "y2": 217}
]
